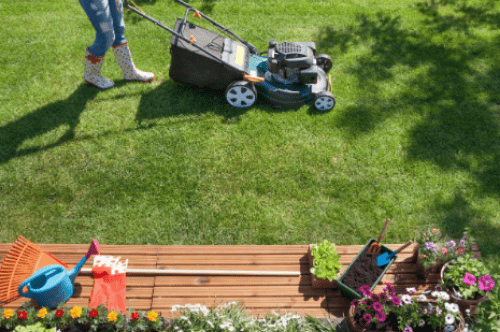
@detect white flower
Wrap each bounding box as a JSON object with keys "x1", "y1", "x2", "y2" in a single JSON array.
[
  {"x1": 406, "y1": 287, "x2": 417, "y2": 293},
  {"x1": 452, "y1": 288, "x2": 463, "y2": 298},
  {"x1": 418, "y1": 294, "x2": 428, "y2": 301},
  {"x1": 436, "y1": 306, "x2": 443, "y2": 316},
  {"x1": 444, "y1": 325, "x2": 455, "y2": 332},
  {"x1": 174, "y1": 327, "x2": 179, "y2": 330},
  {"x1": 440, "y1": 292, "x2": 450, "y2": 301},
  {"x1": 447, "y1": 303, "x2": 459, "y2": 313},
  {"x1": 428, "y1": 303, "x2": 433, "y2": 312},
  {"x1": 431, "y1": 291, "x2": 440, "y2": 298},
  {"x1": 207, "y1": 321, "x2": 214, "y2": 329},
  {"x1": 401, "y1": 294, "x2": 413, "y2": 304},
  {"x1": 465, "y1": 309, "x2": 471, "y2": 316},
  {"x1": 445, "y1": 313, "x2": 456, "y2": 325},
  {"x1": 419, "y1": 319, "x2": 425, "y2": 327}
]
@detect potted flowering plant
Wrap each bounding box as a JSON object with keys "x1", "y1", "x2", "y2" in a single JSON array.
[
  {"x1": 308, "y1": 240, "x2": 342, "y2": 289},
  {"x1": 414, "y1": 227, "x2": 474, "y2": 279},
  {"x1": 347, "y1": 283, "x2": 465, "y2": 332},
  {"x1": 441, "y1": 252, "x2": 496, "y2": 315}
]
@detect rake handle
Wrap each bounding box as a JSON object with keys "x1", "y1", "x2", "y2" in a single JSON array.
[{"x1": 395, "y1": 241, "x2": 413, "y2": 254}]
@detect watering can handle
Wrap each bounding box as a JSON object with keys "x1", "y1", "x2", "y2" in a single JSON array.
[{"x1": 18, "y1": 265, "x2": 65, "y2": 298}]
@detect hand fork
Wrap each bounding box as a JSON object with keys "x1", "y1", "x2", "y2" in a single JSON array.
[{"x1": 367, "y1": 218, "x2": 391, "y2": 255}]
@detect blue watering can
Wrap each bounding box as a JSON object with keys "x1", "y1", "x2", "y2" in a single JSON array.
[{"x1": 18, "y1": 239, "x2": 101, "y2": 308}]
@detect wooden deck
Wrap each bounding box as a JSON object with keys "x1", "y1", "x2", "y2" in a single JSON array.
[{"x1": 0, "y1": 242, "x2": 481, "y2": 321}]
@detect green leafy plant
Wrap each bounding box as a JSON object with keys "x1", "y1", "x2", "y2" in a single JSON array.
[
  {"x1": 443, "y1": 252, "x2": 496, "y2": 300},
  {"x1": 310, "y1": 240, "x2": 342, "y2": 282}
]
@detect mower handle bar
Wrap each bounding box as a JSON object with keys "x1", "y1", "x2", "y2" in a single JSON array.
[{"x1": 173, "y1": 0, "x2": 260, "y2": 55}]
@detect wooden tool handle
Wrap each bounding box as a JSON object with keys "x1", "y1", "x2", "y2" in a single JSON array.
[
  {"x1": 396, "y1": 241, "x2": 413, "y2": 253},
  {"x1": 377, "y1": 218, "x2": 391, "y2": 242}
]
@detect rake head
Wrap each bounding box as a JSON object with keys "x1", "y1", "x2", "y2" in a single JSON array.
[
  {"x1": 367, "y1": 242, "x2": 382, "y2": 255},
  {"x1": 85, "y1": 239, "x2": 101, "y2": 259}
]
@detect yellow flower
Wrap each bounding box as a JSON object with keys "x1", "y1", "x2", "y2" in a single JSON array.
[
  {"x1": 3, "y1": 309, "x2": 14, "y2": 319},
  {"x1": 147, "y1": 311, "x2": 158, "y2": 322},
  {"x1": 70, "y1": 306, "x2": 82, "y2": 319},
  {"x1": 38, "y1": 308, "x2": 48, "y2": 319},
  {"x1": 107, "y1": 311, "x2": 118, "y2": 322}
]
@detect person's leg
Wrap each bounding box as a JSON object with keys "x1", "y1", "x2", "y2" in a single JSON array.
[
  {"x1": 110, "y1": 0, "x2": 155, "y2": 82},
  {"x1": 78, "y1": 0, "x2": 115, "y2": 88}
]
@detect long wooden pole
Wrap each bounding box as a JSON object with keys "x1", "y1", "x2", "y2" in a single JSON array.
[{"x1": 80, "y1": 268, "x2": 300, "y2": 276}]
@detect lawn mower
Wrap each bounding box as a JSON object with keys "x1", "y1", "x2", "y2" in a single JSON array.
[{"x1": 125, "y1": 0, "x2": 336, "y2": 111}]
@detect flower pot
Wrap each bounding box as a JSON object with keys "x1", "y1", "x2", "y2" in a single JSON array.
[
  {"x1": 337, "y1": 239, "x2": 396, "y2": 300},
  {"x1": 347, "y1": 300, "x2": 465, "y2": 332},
  {"x1": 440, "y1": 262, "x2": 489, "y2": 316},
  {"x1": 308, "y1": 244, "x2": 337, "y2": 289},
  {"x1": 415, "y1": 255, "x2": 444, "y2": 279}
]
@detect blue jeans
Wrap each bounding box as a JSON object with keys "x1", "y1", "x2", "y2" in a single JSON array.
[{"x1": 79, "y1": 0, "x2": 127, "y2": 57}]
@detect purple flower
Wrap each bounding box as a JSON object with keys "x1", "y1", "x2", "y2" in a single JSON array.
[
  {"x1": 384, "y1": 282, "x2": 396, "y2": 295},
  {"x1": 361, "y1": 313, "x2": 372, "y2": 327},
  {"x1": 404, "y1": 325, "x2": 413, "y2": 332},
  {"x1": 478, "y1": 275, "x2": 495, "y2": 292},
  {"x1": 375, "y1": 311, "x2": 386, "y2": 322},
  {"x1": 406, "y1": 287, "x2": 416, "y2": 294},
  {"x1": 370, "y1": 293, "x2": 379, "y2": 302},
  {"x1": 350, "y1": 299, "x2": 359, "y2": 307},
  {"x1": 446, "y1": 240, "x2": 456, "y2": 249},
  {"x1": 435, "y1": 285, "x2": 442, "y2": 291},
  {"x1": 463, "y1": 273, "x2": 477, "y2": 286},
  {"x1": 359, "y1": 285, "x2": 372, "y2": 296},
  {"x1": 372, "y1": 302, "x2": 383, "y2": 312},
  {"x1": 460, "y1": 239, "x2": 467, "y2": 246},
  {"x1": 378, "y1": 292, "x2": 387, "y2": 301},
  {"x1": 425, "y1": 242, "x2": 436, "y2": 251},
  {"x1": 390, "y1": 295, "x2": 402, "y2": 306}
]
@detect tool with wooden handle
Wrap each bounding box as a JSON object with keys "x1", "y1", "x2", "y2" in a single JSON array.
[
  {"x1": 367, "y1": 218, "x2": 391, "y2": 255},
  {"x1": 377, "y1": 241, "x2": 413, "y2": 267}
]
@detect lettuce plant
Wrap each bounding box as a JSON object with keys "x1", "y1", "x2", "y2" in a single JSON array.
[{"x1": 310, "y1": 240, "x2": 342, "y2": 281}]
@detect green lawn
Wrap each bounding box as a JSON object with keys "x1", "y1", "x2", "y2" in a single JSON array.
[{"x1": 1, "y1": 0, "x2": 499, "y2": 265}]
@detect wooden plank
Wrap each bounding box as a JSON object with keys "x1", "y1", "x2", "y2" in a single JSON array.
[
  {"x1": 154, "y1": 275, "x2": 308, "y2": 287},
  {"x1": 153, "y1": 286, "x2": 327, "y2": 298}
]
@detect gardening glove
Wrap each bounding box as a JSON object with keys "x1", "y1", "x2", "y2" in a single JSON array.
[{"x1": 88, "y1": 256, "x2": 128, "y2": 314}]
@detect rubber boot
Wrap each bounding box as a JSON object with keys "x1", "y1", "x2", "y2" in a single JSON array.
[
  {"x1": 84, "y1": 49, "x2": 115, "y2": 89},
  {"x1": 112, "y1": 42, "x2": 155, "y2": 82}
]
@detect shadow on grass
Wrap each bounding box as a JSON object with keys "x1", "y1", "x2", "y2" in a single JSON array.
[
  {"x1": 313, "y1": 1, "x2": 500, "y2": 256},
  {"x1": 0, "y1": 84, "x2": 104, "y2": 165}
]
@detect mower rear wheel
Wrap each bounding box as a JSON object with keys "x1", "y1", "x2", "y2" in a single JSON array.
[
  {"x1": 316, "y1": 54, "x2": 333, "y2": 74},
  {"x1": 314, "y1": 91, "x2": 336, "y2": 112},
  {"x1": 225, "y1": 81, "x2": 257, "y2": 108}
]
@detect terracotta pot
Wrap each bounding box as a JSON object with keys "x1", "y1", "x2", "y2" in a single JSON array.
[
  {"x1": 347, "y1": 300, "x2": 465, "y2": 332},
  {"x1": 308, "y1": 244, "x2": 337, "y2": 289},
  {"x1": 440, "y1": 262, "x2": 489, "y2": 316}
]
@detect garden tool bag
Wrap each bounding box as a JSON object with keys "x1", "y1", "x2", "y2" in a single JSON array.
[{"x1": 88, "y1": 256, "x2": 128, "y2": 314}]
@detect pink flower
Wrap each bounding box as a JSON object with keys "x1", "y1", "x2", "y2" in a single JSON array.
[
  {"x1": 442, "y1": 247, "x2": 448, "y2": 254},
  {"x1": 457, "y1": 248, "x2": 464, "y2": 254},
  {"x1": 378, "y1": 292, "x2": 387, "y2": 301},
  {"x1": 478, "y1": 275, "x2": 495, "y2": 292},
  {"x1": 375, "y1": 311, "x2": 386, "y2": 322},
  {"x1": 463, "y1": 273, "x2": 477, "y2": 286},
  {"x1": 372, "y1": 302, "x2": 383, "y2": 312},
  {"x1": 390, "y1": 295, "x2": 402, "y2": 306},
  {"x1": 404, "y1": 325, "x2": 413, "y2": 332},
  {"x1": 351, "y1": 299, "x2": 359, "y2": 307},
  {"x1": 359, "y1": 285, "x2": 372, "y2": 296},
  {"x1": 361, "y1": 313, "x2": 372, "y2": 327},
  {"x1": 435, "y1": 285, "x2": 442, "y2": 291},
  {"x1": 370, "y1": 293, "x2": 379, "y2": 302},
  {"x1": 384, "y1": 282, "x2": 396, "y2": 295}
]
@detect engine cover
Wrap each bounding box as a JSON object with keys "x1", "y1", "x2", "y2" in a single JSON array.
[{"x1": 267, "y1": 41, "x2": 317, "y2": 84}]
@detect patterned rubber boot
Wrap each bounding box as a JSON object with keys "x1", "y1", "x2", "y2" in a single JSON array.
[
  {"x1": 112, "y1": 42, "x2": 155, "y2": 82},
  {"x1": 84, "y1": 49, "x2": 115, "y2": 89}
]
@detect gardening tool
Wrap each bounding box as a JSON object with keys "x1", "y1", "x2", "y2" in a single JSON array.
[
  {"x1": 123, "y1": 0, "x2": 336, "y2": 111},
  {"x1": 377, "y1": 241, "x2": 413, "y2": 267},
  {"x1": 367, "y1": 218, "x2": 391, "y2": 255},
  {"x1": 0, "y1": 235, "x2": 70, "y2": 304},
  {"x1": 17, "y1": 239, "x2": 101, "y2": 308}
]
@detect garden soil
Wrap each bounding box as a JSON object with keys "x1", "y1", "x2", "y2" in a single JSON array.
[{"x1": 342, "y1": 245, "x2": 386, "y2": 294}]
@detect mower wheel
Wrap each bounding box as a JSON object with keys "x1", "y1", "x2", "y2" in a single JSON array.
[
  {"x1": 225, "y1": 81, "x2": 257, "y2": 108},
  {"x1": 316, "y1": 54, "x2": 333, "y2": 74},
  {"x1": 314, "y1": 91, "x2": 336, "y2": 112}
]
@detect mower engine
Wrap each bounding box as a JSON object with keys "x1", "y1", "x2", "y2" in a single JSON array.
[{"x1": 265, "y1": 40, "x2": 319, "y2": 85}]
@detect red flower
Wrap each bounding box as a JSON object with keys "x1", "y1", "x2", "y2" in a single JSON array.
[
  {"x1": 131, "y1": 312, "x2": 140, "y2": 321},
  {"x1": 55, "y1": 310, "x2": 65, "y2": 318},
  {"x1": 17, "y1": 311, "x2": 28, "y2": 320},
  {"x1": 89, "y1": 309, "x2": 99, "y2": 318}
]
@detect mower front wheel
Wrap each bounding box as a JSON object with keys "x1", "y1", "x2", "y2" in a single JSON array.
[
  {"x1": 314, "y1": 91, "x2": 336, "y2": 112},
  {"x1": 316, "y1": 54, "x2": 333, "y2": 74},
  {"x1": 225, "y1": 81, "x2": 257, "y2": 108}
]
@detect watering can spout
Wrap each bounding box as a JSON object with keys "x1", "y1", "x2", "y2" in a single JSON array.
[{"x1": 69, "y1": 239, "x2": 101, "y2": 283}]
